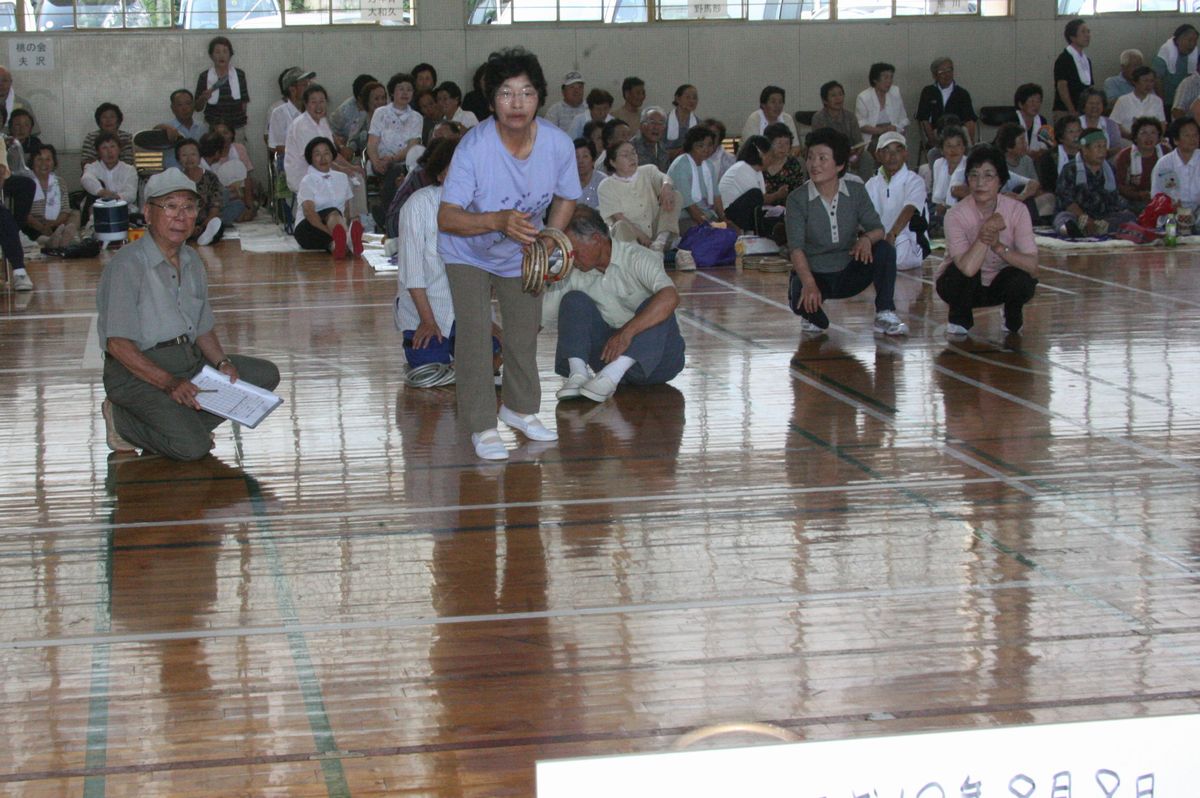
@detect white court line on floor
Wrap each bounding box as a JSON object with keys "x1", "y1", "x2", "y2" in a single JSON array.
[
  {"x1": 695, "y1": 270, "x2": 1200, "y2": 479},
  {"x1": 0, "y1": 465, "x2": 1183, "y2": 540},
  {"x1": 81, "y1": 314, "x2": 102, "y2": 370},
  {"x1": 5, "y1": 569, "x2": 1195, "y2": 651},
  {"x1": 1038, "y1": 263, "x2": 1200, "y2": 308}
]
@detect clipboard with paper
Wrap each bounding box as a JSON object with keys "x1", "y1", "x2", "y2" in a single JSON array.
[{"x1": 190, "y1": 365, "x2": 283, "y2": 429}]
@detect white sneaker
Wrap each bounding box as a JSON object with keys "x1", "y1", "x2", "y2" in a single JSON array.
[
  {"x1": 471, "y1": 428, "x2": 509, "y2": 461},
  {"x1": 498, "y1": 405, "x2": 558, "y2": 441},
  {"x1": 579, "y1": 373, "x2": 618, "y2": 403},
  {"x1": 557, "y1": 372, "x2": 590, "y2": 400},
  {"x1": 675, "y1": 249, "x2": 697, "y2": 271},
  {"x1": 11, "y1": 270, "x2": 33, "y2": 292},
  {"x1": 945, "y1": 323, "x2": 970, "y2": 338},
  {"x1": 799, "y1": 318, "x2": 825, "y2": 335},
  {"x1": 873, "y1": 310, "x2": 908, "y2": 336},
  {"x1": 197, "y1": 217, "x2": 222, "y2": 246}
]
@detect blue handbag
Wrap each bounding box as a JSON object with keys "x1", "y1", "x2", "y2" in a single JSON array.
[{"x1": 677, "y1": 223, "x2": 738, "y2": 267}]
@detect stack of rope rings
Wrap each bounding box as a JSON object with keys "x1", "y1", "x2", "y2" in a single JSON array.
[
  {"x1": 404, "y1": 362, "x2": 456, "y2": 388},
  {"x1": 521, "y1": 228, "x2": 575, "y2": 295}
]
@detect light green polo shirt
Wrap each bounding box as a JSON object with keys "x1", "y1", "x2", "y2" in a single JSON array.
[{"x1": 543, "y1": 240, "x2": 674, "y2": 328}]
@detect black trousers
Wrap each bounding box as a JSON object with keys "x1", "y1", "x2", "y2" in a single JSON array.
[
  {"x1": 724, "y1": 189, "x2": 766, "y2": 236},
  {"x1": 935, "y1": 262, "x2": 1038, "y2": 329},
  {"x1": 790, "y1": 240, "x2": 897, "y2": 328},
  {"x1": 0, "y1": 204, "x2": 25, "y2": 270}
]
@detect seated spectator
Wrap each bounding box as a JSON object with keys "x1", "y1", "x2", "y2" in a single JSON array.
[
  {"x1": 267, "y1": 67, "x2": 313, "y2": 159},
  {"x1": 1053, "y1": 18, "x2": 1093, "y2": 117},
  {"x1": 568, "y1": 88, "x2": 614, "y2": 139},
  {"x1": 411, "y1": 63, "x2": 437, "y2": 94},
  {"x1": 667, "y1": 125, "x2": 725, "y2": 235},
  {"x1": 719, "y1": 135, "x2": 769, "y2": 236},
  {"x1": 762, "y1": 121, "x2": 805, "y2": 204},
  {"x1": 1152, "y1": 24, "x2": 1199, "y2": 109},
  {"x1": 174, "y1": 138, "x2": 225, "y2": 245},
  {"x1": 575, "y1": 138, "x2": 604, "y2": 209},
  {"x1": 80, "y1": 131, "x2": 137, "y2": 222},
  {"x1": 598, "y1": 140, "x2": 678, "y2": 252},
  {"x1": 194, "y1": 36, "x2": 249, "y2": 136},
  {"x1": 812, "y1": 81, "x2": 865, "y2": 173},
  {"x1": 155, "y1": 89, "x2": 208, "y2": 148},
  {"x1": 23, "y1": 144, "x2": 79, "y2": 250},
  {"x1": 436, "y1": 81, "x2": 479, "y2": 129},
  {"x1": 544, "y1": 71, "x2": 587, "y2": 132},
  {"x1": 596, "y1": 118, "x2": 632, "y2": 169},
  {"x1": 1013, "y1": 83, "x2": 1051, "y2": 154},
  {"x1": 741, "y1": 85, "x2": 798, "y2": 142},
  {"x1": 936, "y1": 145, "x2": 1038, "y2": 337},
  {"x1": 81, "y1": 103, "x2": 134, "y2": 169},
  {"x1": 932, "y1": 125, "x2": 969, "y2": 219},
  {"x1": 329, "y1": 74, "x2": 377, "y2": 144},
  {"x1": 1113, "y1": 117, "x2": 1165, "y2": 213},
  {"x1": 1037, "y1": 115, "x2": 1083, "y2": 196},
  {"x1": 1110, "y1": 67, "x2": 1165, "y2": 141},
  {"x1": 201, "y1": 132, "x2": 256, "y2": 225},
  {"x1": 384, "y1": 136, "x2": 462, "y2": 240},
  {"x1": 993, "y1": 122, "x2": 1045, "y2": 218},
  {"x1": 264, "y1": 67, "x2": 295, "y2": 133},
  {"x1": 664, "y1": 84, "x2": 700, "y2": 159},
  {"x1": 461, "y1": 64, "x2": 491, "y2": 123},
  {"x1": 856, "y1": 62, "x2": 909, "y2": 150},
  {"x1": 285, "y1": 84, "x2": 366, "y2": 215},
  {"x1": 294, "y1": 137, "x2": 361, "y2": 257},
  {"x1": 367, "y1": 72, "x2": 423, "y2": 228},
  {"x1": 347, "y1": 81, "x2": 387, "y2": 157},
  {"x1": 917, "y1": 57, "x2": 978, "y2": 147},
  {"x1": 414, "y1": 89, "x2": 440, "y2": 144},
  {"x1": 1054, "y1": 128, "x2": 1135, "y2": 237},
  {"x1": 1104, "y1": 49, "x2": 1143, "y2": 108},
  {"x1": 8, "y1": 108, "x2": 42, "y2": 169},
  {"x1": 545, "y1": 205, "x2": 685, "y2": 404},
  {"x1": 703, "y1": 118, "x2": 735, "y2": 182},
  {"x1": 786, "y1": 127, "x2": 907, "y2": 337},
  {"x1": 405, "y1": 119, "x2": 464, "y2": 174},
  {"x1": 1151, "y1": 116, "x2": 1200, "y2": 209},
  {"x1": 394, "y1": 139, "x2": 460, "y2": 369},
  {"x1": 0, "y1": 106, "x2": 32, "y2": 187},
  {"x1": 614, "y1": 76, "x2": 645, "y2": 129},
  {"x1": 210, "y1": 121, "x2": 255, "y2": 184},
  {"x1": 631, "y1": 106, "x2": 670, "y2": 172},
  {"x1": 0, "y1": 66, "x2": 39, "y2": 136},
  {"x1": 866, "y1": 131, "x2": 928, "y2": 271},
  {"x1": 582, "y1": 120, "x2": 605, "y2": 162},
  {"x1": 1078, "y1": 88, "x2": 1123, "y2": 154}
]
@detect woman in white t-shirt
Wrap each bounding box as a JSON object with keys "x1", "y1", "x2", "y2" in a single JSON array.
[
  {"x1": 719, "y1": 135, "x2": 769, "y2": 236},
  {"x1": 931, "y1": 126, "x2": 970, "y2": 222},
  {"x1": 367, "y1": 72, "x2": 425, "y2": 228},
  {"x1": 294, "y1": 137, "x2": 360, "y2": 257}
]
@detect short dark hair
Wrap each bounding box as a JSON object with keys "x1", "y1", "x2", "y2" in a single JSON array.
[
  {"x1": 483, "y1": 47, "x2": 548, "y2": 110},
  {"x1": 682, "y1": 124, "x2": 715, "y2": 154},
  {"x1": 582, "y1": 120, "x2": 604, "y2": 142},
  {"x1": 566, "y1": 204, "x2": 610, "y2": 241},
  {"x1": 603, "y1": 140, "x2": 634, "y2": 172},
  {"x1": 351, "y1": 73, "x2": 377, "y2": 100},
  {"x1": 964, "y1": 144, "x2": 1009, "y2": 185},
  {"x1": 993, "y1": 122, "x2": 1024, "y2": 154},
  {"x1": 1173, "y1": 23, "x2": 1198, "y2": 44},
  {"x1": 170, "y1": 88, "x2": 193, "y2": 105},
  {"x1": 198, "y1": 131, "x2": 225, "y2": 161},
  {"x1": 302, "y1": 83, "x2": 327, "y2": 104},
  {"x1": 1167, "y1": 115, "x2": 1200, "y2": 146},
  {"x1": 94, "y1": 130, "x2": 121, "y2": 152},
  {"x1": 759, "y1": 85, "x2": 785, "y2": 106},
  {"x1": 672, "y1": 84, "x2": 696, "y2": 106},
  {"x1": 1130, "y1": 65, "x2": 1154, "y2": 82},
  {"x1": 940, "y1": 125, "x2": 968, "y2": 148},
  {"x1": 805, "y1": 127, "x2": 851, "y2": 167},
  {"x1": 868, "y1": 62, "x2": 895, "y2": 86},
  {"x1": 600, "y1": 118, "x2": 629, "y2": 148},
  {"x1": 9, "y1": 107, "x2": 33, "y2": 126},
  {"x1": 411, "y1": 62, "x2": 438, "y2": 83},
  {"x1": 574, "y1": 136, "x2": 596, "y2": 160},
  {"x1": 1131, "y1": 116, "x2": 1164, "y2": 140},
  {"x1": 436, "y1": 81, "x2": 463, "y2": 102},
  {"x1": 763, "y1": 121, "x2": 793, "y2": 143},
  {"x1": 1013, "y1": 83, "x2": 1042, "y2": 108},
  {"x1": 586, "y1": 88, "x2": 614, "y2": 108},
  {"x1": 621, "y1": 76, "x2": 644, "y2": 97},
  {"x1": 703, "y1": 117, "x2": 726, "y2": 139},
  {"x1": 1063, "y1": 18, "x2": 1086, "y2": 43},
  {"x1": 819, "y1": 80, "x2": 843, "y2": 102},
  {"x1": 1077, "y1": 87, "x2": 1107, "y2": 111},
  {"x1": 30, "y1": 142, "x2": 58, "y2": 168},
  {"x1": 207, "y1": 35, "x2": 233, "y2": 57},
  {"x1": 94, "y1": 102, "x2": 123, "y2": 127},
  {"x1": 1053, "y1": 114, "x2": 1081, "y2": 142},
  {"x1": 173, "y1": 136, "x2": 199, "y2": 161},
  {"x1": 358, "y1": 80, "x2": 384, "y2": 108},
  {"x1": 419, "y1": 137, "x2": 459, "y2": 182},
  {"x1": 387, "y1": 72, "x2": 416, "y2": 98},
  {"x1": 278, "y1": 67, "x2": 296, "y2": 98},
  {"x1": 737, "y1": 135, "x2": 769, "y2": 167},
  {"x1": 304, "y1": 136, "x2": 336, "y2": 165}
]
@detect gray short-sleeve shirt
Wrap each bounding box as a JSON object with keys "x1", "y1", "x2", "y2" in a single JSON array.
[
  {"x1": 785, "y1": 177, "x2": 884, "y2": 273},
  {"x1": 96, "y1": 233, "x2": 215, "y2": 351}
]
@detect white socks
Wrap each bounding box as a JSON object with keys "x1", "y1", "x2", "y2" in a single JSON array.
[
  {"x1": 598, "y1": 355, "x2": 635, "y2": 384},
  {"x1": 197, "y1": 217, "x2": 222, "y2": 246},
  {"x1": 568, "y1": 357, "x2": 589, "y2": 377}
]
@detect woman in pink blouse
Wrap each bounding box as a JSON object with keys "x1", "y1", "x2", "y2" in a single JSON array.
[{"x1": 936, "y1": 146, "x2": 1039, "y2": 338}]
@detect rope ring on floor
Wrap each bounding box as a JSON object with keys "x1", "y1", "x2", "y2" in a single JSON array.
[
  {"x1": 521, "y1": 228, "x2": 575, "y2": 295},
  {"x1": 404, "y1": 362, "x2": 456, "y2": 388}
]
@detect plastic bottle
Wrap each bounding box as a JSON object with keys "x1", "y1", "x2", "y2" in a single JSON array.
[{"x1": 1165, "y1": 213, "x2": 1178, "y2": 248}]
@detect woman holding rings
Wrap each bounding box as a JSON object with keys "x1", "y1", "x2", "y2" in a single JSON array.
[{"x1": 437, "y1": 47, "x2": 581, "y2": 462}]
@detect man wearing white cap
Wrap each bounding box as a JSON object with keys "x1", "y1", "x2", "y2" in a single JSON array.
[
  {"x1": 543, "y1": 71, "x2": 586, "y2": 132},
  {"x1": 96, "y1": 168, "x2": 280, "y2": 460},
  {"x1": 864, "y1": 131, "x2": 929, "y2": 271}
]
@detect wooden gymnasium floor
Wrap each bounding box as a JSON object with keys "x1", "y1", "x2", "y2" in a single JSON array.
[{"x1": 1, "y1": 237, "x2": 1198, "y2": 797}]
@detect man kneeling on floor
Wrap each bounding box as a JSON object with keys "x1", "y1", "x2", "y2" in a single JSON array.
[
  {"x1": 546, "y1": 205, "x2": 685, "y2": 403},
  {"x1": 97, "y1": 168, "x2": 280, "y2": 460}
]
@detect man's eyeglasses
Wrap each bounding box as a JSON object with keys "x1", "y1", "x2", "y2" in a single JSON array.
[{"x1": 148, "y1": 201, "x2": 200, "y2": 217}]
